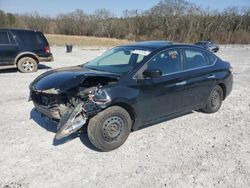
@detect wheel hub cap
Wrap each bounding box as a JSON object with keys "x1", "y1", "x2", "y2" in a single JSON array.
[
  {"x1": 211, "y1": 91, "x2": 220, "y2": 107},
  {"x1": 102, "y1": 116, "x2": 125, "y2": 142},
  {"x1": 22, "y1": 61, "x2": 34, "y2": 72}
]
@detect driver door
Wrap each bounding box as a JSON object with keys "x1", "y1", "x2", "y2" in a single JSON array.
[{"x1": 134, "y1": 48, "x2": 190, "y2": 126}]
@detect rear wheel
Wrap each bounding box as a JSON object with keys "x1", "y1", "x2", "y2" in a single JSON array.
[
  {"x1": 17, "y1": 57, "x2": 37, "y2": 73},
  {"x1": 87, "y1": 106, "x2": 132, "y2": 152},
  {"x1": 202, "y1": 85, "x2": 223, "y2": 113}
]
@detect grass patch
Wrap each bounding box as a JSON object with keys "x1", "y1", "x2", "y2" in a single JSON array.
[{"x1": 45, "y1": 34, "x2": 132, "y2": 47}]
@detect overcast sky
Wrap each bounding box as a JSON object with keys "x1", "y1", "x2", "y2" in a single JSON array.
[{"x1": 0, "y1": 0, "x2": 249, "y2": 16}]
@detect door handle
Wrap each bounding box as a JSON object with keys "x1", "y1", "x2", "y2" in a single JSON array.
[
  {"x1": 207, "y1": 75, "x2": 216, "y2": 79},
  {"x1": 175, "y1": 81, "x2": 187, "y2": 86}
]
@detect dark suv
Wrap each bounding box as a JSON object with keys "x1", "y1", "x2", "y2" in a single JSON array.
[{"x1": 0, "y1": 29, "x2": 53, "y2": 73}]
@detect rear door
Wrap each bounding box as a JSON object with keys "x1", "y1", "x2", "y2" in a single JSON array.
[
  {"x1": 0, "y1": 31, "x2": 19, "y2": 65},
  {"x1": 134, "y1": 47, "x2": 218, "y2": 127},
  {"x1": 180, "y1": 48, "x2": 217, "y2": 108}
]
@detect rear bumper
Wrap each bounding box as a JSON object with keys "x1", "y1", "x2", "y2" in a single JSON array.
[
  {"x1": 225, "y1": 73, "x2": 233, "y2": 98},
  {"x1": 38, "y1": 54, "x2": 54, "y2": 62}
]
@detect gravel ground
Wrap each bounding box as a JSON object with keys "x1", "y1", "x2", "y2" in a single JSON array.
[{"x1": 0, "y1": 45, "x2": 249, "y2": 188}]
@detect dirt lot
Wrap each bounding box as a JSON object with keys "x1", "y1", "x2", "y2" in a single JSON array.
[
  {"x1": 0, "y1": 45, "x2": 250, "y2": 188},
  {"x1": 45, "y1": 34, "x2": 130, "y2": 47}
]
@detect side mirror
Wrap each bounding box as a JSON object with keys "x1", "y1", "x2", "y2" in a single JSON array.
[{"x1": 142, "y1": 69, "x2": 162, "y2": 78}]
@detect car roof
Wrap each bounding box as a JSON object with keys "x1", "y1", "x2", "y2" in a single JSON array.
[
  {"x1": 121, "y1": 41, "x2": 174, "y2": 49},
  {"x1": 121, "y1": 41, "x2": 205, "y2": 51},
  {"x1": 199, "y1": 41, "x2": 212, "y2": 44}
]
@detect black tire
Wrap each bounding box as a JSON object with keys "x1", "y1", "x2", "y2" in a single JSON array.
[
  {"x1": 87, "y1": 106, "x2": 132, "y2": 152},
  {"x1": 202, "y1": 85, "x2": 223, "y2": 113},
  {"x1": 17, "y1": 57, "x2": 37, "y2": 73}
]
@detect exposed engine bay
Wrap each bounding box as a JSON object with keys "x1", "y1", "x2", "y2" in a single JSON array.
[{"x1": 30, "y1": 74, "x2": 119, "y2": 140}]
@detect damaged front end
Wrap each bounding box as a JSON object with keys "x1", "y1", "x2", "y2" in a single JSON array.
[
  {"x1": 54, "y1": 86, "x2": 112, "y2": 140},
  {"x1": 55, "y1": 102, "x2": 86, "y2": 139},
  {"x1": 30, "y1": 68, "x2": 119, "y2": 140}
]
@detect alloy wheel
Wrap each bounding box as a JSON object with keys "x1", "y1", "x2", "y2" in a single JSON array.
[{"x1": 22, "y1": 60, "x2": 34, "y2": 72}]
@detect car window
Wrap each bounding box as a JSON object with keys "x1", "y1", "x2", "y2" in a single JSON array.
[
  {"x1": 137, "y1": 54, "x2": 145, "y2": 63},
  {"x1": 100, "y1": 50, "x2": 131, "y2": 65},
  {"x1": 184, "y1": 49, "x2": 208, "y2": 70},
  {"x1": 8, "y1": 32, "x2": 16, "y2": 44},
  {"x1": 85, "y1": 47, "x2": 151, "y2": 74},
  {"x1": 206, "y1": 52, "x2": 217, "y2": 65},
  {"x1": 147, "y1": 49, "x2": 182, "y2": 75},
  {"x1": 0, "y1": 31, "x2": 10, "y2": 44},
  {"x1": 17, "y1": 31, "x2": 45, "y2": 46}
]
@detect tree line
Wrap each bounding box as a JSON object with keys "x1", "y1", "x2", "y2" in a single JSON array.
[{"x1": 0, "y1": 0, "x2": 250, "y2": 44}]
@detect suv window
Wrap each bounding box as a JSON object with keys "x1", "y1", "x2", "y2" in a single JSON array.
[
  {"x1": 17, "y1": 31, "x2": 45, "y2": 46},
  {"x1": 184, "y1": 49, "x2": 208, "y2": 70},
  {"x1": 148, "y1": 49, "x2": 182, "y2": 75},
  {"x1": 0, "y1": 31, "x2": 10, "y2": 44}
]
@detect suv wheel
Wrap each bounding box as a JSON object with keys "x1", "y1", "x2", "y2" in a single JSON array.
[
  {"x1": 202, "y1": 85, "x2": 223, "y2": 113},
  {"x1": 87, "y1": 106, "x2": 132, "y2": 152},
  {"x1": 17, "y1": 57, "x2": 38, "y2": 73}
]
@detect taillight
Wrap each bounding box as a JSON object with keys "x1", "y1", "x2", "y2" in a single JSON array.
[{"x1": 44, "y1": 46, "x2": 50, "y2": 53}]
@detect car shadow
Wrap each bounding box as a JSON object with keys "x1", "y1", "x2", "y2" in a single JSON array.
[
  {"x1": 30, "y1": 108, "x2": 99, "y2": 151},
  {"x1": 79, "y1": 131, "x2": 100, "y2": 152},
  {"x1": 30, "y1": 108, "x2": 195, "y2": 152},
  {"x1": 0, "y1": 64, "x2": 52, "y2": 74},
  {"x1": 0, "y1": 67, "x2": 18, "y2": 74},
  {"x1": 38, "y1": 64, "x2": 52, "y2": 70},
  {"x1": 30, "y1": 108, "x2": 57, "y2": 133}
]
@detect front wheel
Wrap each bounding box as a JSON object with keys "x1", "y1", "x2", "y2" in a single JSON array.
[
  {"x1": 202, "y1": 85, "x2": 223, "y2": 113},
  {"x1": 87, "y1": 106, "x2": 132, "y2": 152}
]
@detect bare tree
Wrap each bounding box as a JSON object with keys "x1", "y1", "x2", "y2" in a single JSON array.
[{"x1": 0, "y1": 0, "x2": 249, "y2": 44}]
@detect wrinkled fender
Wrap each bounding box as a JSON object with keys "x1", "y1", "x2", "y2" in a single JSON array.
[
  {"x1": 105, "y1": 97, "x2": 138, "y2": 131},
  {"x1": 14, "y1": 52, "x2": 39, "y2": 64},
  {"x1": 103, "y1": 85, "x2": 139, "y2": 123},
  {"x1": 110, "y1": 99, "x2": 136, "y2": 118}
]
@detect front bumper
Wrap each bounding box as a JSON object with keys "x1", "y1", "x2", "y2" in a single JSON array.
[
  {"x1": 33, "y1": 102, "x2": 64, "y2": 120},
  {"x1": 33, "y1": 101, "x2": 88, "y2": 140}
]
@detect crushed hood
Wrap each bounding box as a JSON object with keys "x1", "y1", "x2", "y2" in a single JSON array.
[{"x1": 30, "y1": 66, "x2": 120, "y2": 94}]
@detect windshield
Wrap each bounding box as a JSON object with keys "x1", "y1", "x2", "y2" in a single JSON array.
[{"x1": 84, "y1": 47, "x2": 152, "y2": 74}]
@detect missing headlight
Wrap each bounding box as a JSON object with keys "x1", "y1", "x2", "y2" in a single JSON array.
[{"x1": 93, "y1": 89, "x2": 111, "y2": 103}]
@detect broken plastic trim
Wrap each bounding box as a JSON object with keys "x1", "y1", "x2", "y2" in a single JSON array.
[
  {"x1": 41, "y1": 88, "x2": 61, "y2": 94},
  {"x1": 32, "y1": 88, "x2": 61, "y2": 95},
  {"x1": 55, "y1": 102, "x2": 86, "y2": 140}
]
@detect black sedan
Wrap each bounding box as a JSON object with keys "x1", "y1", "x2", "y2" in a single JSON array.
[
  {"x1": 29, "y1": 41, "x2": 233, "y2": 151},
  {"x1": 195, "y1": 41, "x2": 220, "y2": 53}
]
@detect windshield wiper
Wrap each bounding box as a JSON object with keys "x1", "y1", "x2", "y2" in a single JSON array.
[
  {"x1": 86, "y1": 67, "x2": 101, "y2": 71},
  {"x1": 84, "y1": 65, "x2": 121, "y2": 75}
]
